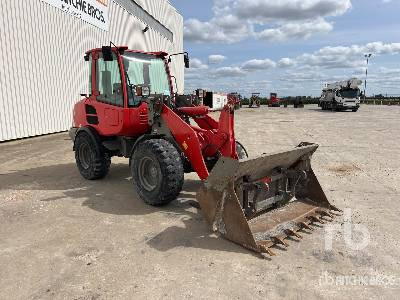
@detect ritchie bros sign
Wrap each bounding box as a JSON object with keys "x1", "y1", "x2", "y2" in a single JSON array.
[{"x1": 42, "y1": 0, "x2": 109, "y2": 31}]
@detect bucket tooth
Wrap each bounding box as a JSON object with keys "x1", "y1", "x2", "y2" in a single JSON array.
[
  {"x1": 266, "y1": 248, "x2": 276, "y2": 256},
  {"x1": 330, "y1": 205, "x2": 342, "y2": 213},
  {"x1": 259, "y1": 245, "x2": 276, "y2": 256},
  {"x1": 299, "y1": 222, "x2": 313, "y2": 231},
  {"x1": 272, "y1": 237, "x2": 289, "y2": 247},
  {"x1": 318, "y1": 210, "x2": 334, "y2": 219},
  {"x1": 309, "y1": 215, "x2": 325, "y2": 224},
  {"x1": 286, "y1": 229, "x2": 303, "y2": 239}
]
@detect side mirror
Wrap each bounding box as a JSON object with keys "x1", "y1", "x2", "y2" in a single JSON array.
[
  {"x1": 184, "y1": 53, "x2": 190, "y2": 68},
  {"x1": 84, "y1": 54, "x2": 90, "y2": 62},
  {"x1": 102, "y1": 46, "x2": 113, "y2": 61}
]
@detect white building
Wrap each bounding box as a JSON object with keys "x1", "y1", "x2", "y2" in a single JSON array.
[{"x1": 0, "y1": 0, "x2": 183, "y2": 141}]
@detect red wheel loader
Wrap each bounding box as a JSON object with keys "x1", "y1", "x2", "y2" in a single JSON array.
[
  {"x1": 70, "y1": 45, "x2": 340, "y2": 256},
  {"x1": 269, "y1": 93, "x2": 280, "y2": 107}
]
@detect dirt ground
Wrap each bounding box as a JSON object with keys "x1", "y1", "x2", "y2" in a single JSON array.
[{"x1": 1, "y1": 104, "x2": 399, "y2": 299}]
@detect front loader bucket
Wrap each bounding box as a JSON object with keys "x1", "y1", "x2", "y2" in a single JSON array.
[{"x1": 197, "y1": 143, "x2": 340, "y2": 255}]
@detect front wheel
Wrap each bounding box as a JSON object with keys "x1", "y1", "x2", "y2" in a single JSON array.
[
  {"x1": 352, "y1": 108, "x2": 359, "y2": 112},
  {"x1": 131, "y1": 139, "x2": 184, "y2": 206}
]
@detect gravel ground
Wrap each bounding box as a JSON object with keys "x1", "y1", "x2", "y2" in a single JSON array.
[{"x1": 0, "y1": 104, "x2": 399, "y2": 299}]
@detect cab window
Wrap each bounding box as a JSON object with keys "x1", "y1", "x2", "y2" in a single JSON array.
[
  {"x1": 96, "y1": 53, "x2": 124, "y2": 107},
  {"x1": 87, "y1": 55, "x2": 92, "y2": 95}
]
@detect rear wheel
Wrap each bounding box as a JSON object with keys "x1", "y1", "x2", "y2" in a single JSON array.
[
  {"x1": 74, "y1": 131, "x2": 111, "y2": 180},
  {"x1": 131, "y1": 139, "x2": 184, "y2": 206},
  {"x1": 352, "y1": 108, "x2": 359, "y2": 112}
]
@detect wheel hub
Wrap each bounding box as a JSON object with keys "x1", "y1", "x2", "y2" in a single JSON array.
[
  {"x1": 138, "y1": 157, "x2": 160, "y2": 191},
  {"x1": 79, "y1": 143, "x2": 92, "y2": 170}
]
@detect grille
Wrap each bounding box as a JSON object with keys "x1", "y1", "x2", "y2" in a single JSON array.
[{"x1": 139, "y1": 112, "x2": 148, "y2": 125}]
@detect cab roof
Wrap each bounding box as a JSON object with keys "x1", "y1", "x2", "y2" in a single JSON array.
[{"x1": 85, "y1": 46, "x2": 168, "y2": 58}]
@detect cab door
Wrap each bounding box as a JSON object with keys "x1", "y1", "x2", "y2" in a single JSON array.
[{"x1": 93, "y1": 51, "x2": 125, "y2": 136}]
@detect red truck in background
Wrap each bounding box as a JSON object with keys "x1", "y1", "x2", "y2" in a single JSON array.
[{"x1": 269, "y1": 93, "x2": 280, "y2": 107}]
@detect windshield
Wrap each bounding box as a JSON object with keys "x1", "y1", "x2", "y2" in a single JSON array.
[
  {"x1": 122, "y1": 52, "x2": 171, "y2": 106},
  {"x1": 339, "y1": 89, "x2": 359, "y2": 99}
]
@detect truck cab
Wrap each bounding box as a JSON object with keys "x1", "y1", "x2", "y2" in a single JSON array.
[{"x1": 319, "y1": 78, "x2": 362, "y2": 112}]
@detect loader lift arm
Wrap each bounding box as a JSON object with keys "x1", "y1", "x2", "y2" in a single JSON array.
[{"x1": 162, "y1": 95, "x2": 239, "y2": 180}]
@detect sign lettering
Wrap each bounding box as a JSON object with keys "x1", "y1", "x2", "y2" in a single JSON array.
[{"x1": 42, "y1": 0, "x2": 109, "y2": 31}]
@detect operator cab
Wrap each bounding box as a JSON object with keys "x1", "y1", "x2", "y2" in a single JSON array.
[
  {"x1": 97, "y1": 46, "x2": 173, "y2": 108},
  {"x1": 72, "y1": 45, "x2": 191, "y2": 137}
]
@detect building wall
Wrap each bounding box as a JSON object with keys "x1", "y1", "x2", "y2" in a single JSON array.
[{"x1": 0, "y1": 0, "x2": 183, "y2": 141}]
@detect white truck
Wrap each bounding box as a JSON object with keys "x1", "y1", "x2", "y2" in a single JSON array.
[{"x1": 319, "y1": 78, "x2": 362, "y2": 112}]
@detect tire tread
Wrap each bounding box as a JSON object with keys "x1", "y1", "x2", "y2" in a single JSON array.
[
  {"x1": 75, "y1": 131, "x2": 111, "y2": 180},
  {"x1": 132, "y1": 139, "x2": 184, "y2": 206}
]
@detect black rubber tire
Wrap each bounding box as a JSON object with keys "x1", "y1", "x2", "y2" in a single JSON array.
[
  {"x1": 236, "y1": 141, "x2": 249, "y2": 160},
  {"x1": 352, "y1": 108, "x2": 358, "y2": 112},
  {"x1": 131, "y1": 139, "x2": 184, "y2": 206},
  {"x1": 74, "y1": 131, "x2": 111, "y2": 180}
]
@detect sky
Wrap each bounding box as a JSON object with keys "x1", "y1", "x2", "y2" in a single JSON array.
[{"x1": 170, "y1": 0, "x2": 400, "y2": 97}]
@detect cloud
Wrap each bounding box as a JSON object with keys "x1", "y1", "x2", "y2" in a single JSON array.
[
  {"x1": 257, "y1": 18, "x2": 332, "y2": 41},
  {"x1": 189, "y1": 58, "x2": 209, "y2": 70},
  {"x1": 363, "y1": 41, "x2": 400, "y2": 54},
  {"x1": 234, "y1": 0, "x2": 351, "y2": 22},
  {"x1": 208, "y1": 55, "x2": 227, "y2": 64},
  {"x1": 297, "y1": 42, "x2": 400, "y2": 69},
  {"x1": 241, "y1": 59, "x2": 276, "y2": 71},
  {"x1": 378, "y1": 67, "x2": 400, "y2": 75},
  {"x1": 278, "y1": 57, "x2": 296, "y2": 67},
  {"x1": 187, "y1": 57, "x2": 277, "y2": 79},
  {"x1": 184, "y1": 0, "x2": 351, "y2": 43},
  {"x1": 210, "y1": 66, "x2": 247, "y2": 78},
  {"x1": 184, "y1": 16, "x2": 253, "y2": 43},
  {"x1": 279, "y1": 69, "x2": 327, "y2": 82}
]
